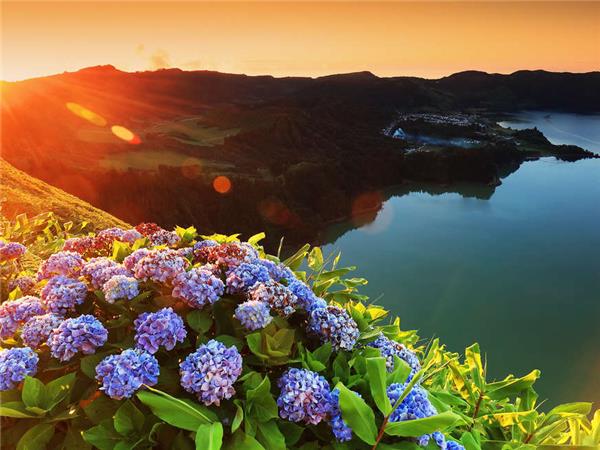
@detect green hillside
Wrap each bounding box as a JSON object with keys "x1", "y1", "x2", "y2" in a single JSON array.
[{"x1": 0, "y1": 157, "x2": 128, "y2": 230}]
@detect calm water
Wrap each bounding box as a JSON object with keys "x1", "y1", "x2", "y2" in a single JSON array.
[{"x1": 323, "y1": 112, "x2": 600, "y2": 407}]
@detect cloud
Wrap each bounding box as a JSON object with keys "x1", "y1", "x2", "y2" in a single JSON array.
[{"x1": 149, "y1": 49, "x2": 171, "y2": 70}]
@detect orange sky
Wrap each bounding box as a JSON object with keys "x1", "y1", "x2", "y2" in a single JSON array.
[{"x1": 1, "y1": 1, "x2": 599, "y2": 81}]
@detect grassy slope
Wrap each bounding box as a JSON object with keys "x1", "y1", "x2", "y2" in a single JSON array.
[{"x1": 0, "y1": 157, "x2": 129, "y2": 230}]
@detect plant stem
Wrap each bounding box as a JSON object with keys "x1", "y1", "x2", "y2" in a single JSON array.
[
  {"x1": 371, "y1": 416, "x2": 389, "y2": 450},
  {"x1": 468, "y1": 391, "x2": 484, "y2": 430}
]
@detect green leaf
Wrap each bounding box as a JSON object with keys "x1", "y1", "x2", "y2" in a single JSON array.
[
  {"x1": 278, "y1": 422, "x2": 303, "y2": 447},
  {"x1": 336, "y1": 382, "x2": 378, "y2": 445},
  {"x1": 385, "y1": 411, "x2": 461, "y2": 437},
  {"x1": 246, "y1": 376, "x2": 278, "y2": 422},
  {"x1": 312, "y1": 343, "x2": 332, "y2": 364},
  {"x1": 114, "y1": 400, "x2": 145, "y2": 436},
  {"x1": 45, "y1": 372, "x2": 76, "y2": 410},
  {"x1": 486, "y1": 370, "x2": 541, "y2": 400},
  {"x1": 82, "y1": 423, "x2": 122, "y2": 450},
  {"x1": 547, "y1": 402, "x2": 592, "y2": 417},
  {"x1": 465, "y1": 344, "x2": 485, "y2": 390},
  {"x1": 16, "y1": 423, "x2": 54, "y2": 450},
  {"x1": 232, "y1": 400, "x2": 244, "y2": 433},
  {"x1": 0, "y1": 401, "x2": 38, "y2": 418},
  {"x1": 224, "y1": 431, "x2": 266, "y2": 450},
  {"x1": 308, "y1": 247, "x2": 324, "y2": 271},
  {"x1": 387, "y1": 355, "x2": 411, "y2": 385},
  {"x1": 137, "y1": 387, "x2": 216, "y2": 431},
  {"x1": 196, "y1": 422, "x2": 223, "y2": 450},
  {"x1": 22, "y1": 377, "x2": 48, "y2": 410},
  {"x1": 256, "y1": 421, "x2": 286, "y2": 450},
  {"x1": 283, "y1": 244, "x2": 309, "y2": 271},
  {"x1": 248, "y1": 232, "x2": 266, "y2": 246},
  {"x1": 366, "y1": 357, "x2": 392, "y2": 415},
  {"x1": 187, "y1": 310, "x2": 213, "y2": 334}
]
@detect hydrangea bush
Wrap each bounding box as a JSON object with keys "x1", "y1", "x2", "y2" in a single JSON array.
[{"x1": 0, "y1": 214, "x2": 598, "y2": 450}]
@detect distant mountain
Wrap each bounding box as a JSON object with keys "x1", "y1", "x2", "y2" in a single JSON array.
[{"x1": 2, "y1": 67, "x2": 598, "y2": 247}]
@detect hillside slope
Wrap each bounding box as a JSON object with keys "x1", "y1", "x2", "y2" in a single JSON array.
[{"x1": 0, "y1": 157, "x2": 129, "y2": 230}]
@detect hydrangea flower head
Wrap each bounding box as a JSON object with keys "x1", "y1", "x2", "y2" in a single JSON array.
[
  {"x1": 0, "y1": 316, "x2": 19, "y2": 339},
  {"x1": 179, "y1": 339, "x2": 242, "y2": 406},
  {"x1": 308, "y1": 306, "x2": 359, "y2": 351},
  {"x1": 206, "y1": 242, "x2": 257, "y2": 268},
  {"x1": 133, "y1": 249, "x2": 189, "y2": 284},
  {"x1": 0, "y1": 347, "x2": 39, "y2": 390},
  {"x1": 328, "y1": 387, "x2": 360, "y2": 442},
  {"x1": 41, "y1": 275, "x2": 87, "y2": 315},
  {"x1": 225, "y1": 262, "x2": 270, "y2": 294},
  {"x1": 172, "y1": 268, "x2": 225, "y2": 309},
  {"x1": 21, "y1": 313, "x2": 63, "y2": 348},
  {"x1": 369, "y1": 334, "x2": 421, "y2": 378},
  {"x1": 256, "y1": 258, "x2": 295, "y2": 283},
  {"x1": 47, "y1": 315, "x2": 108, "y2": 361},
  {"x1": 0, "y1": 242, "x2": 26, "y2": 261},
  {"x1": 277, "y1": 368, "x2": 332, "y2": 425},
  {"x1": 97, "y1": 227, "x2": 126, "y2": 241},
  {"x1": 95, "y1": 348, "x2": 159, "y2": 399},
  {"x1": 288, "y1": 279, "x2": 327, "y2": 312},
  {"x1": 249, "y1": 280, "x2": 299, "y2": 316},
  {"x1": 447, "y1": 441, "x2": 466, "y2": 450},
  {"x1": 387, "y1": 382, "x2": 437, "y2": 423},
  {"x1": 192, "y1": 239, "x2": 218, "y2": 263},
  {"x1": 234, "y1": 300, "x2": 272, "y2": 330},
  {"x1": 8, "y1": 276, "x2": 37, "y2": 296},
  {"x1": 121, "y1": 228, "x2": 144, "y2": 244},
  {"x1": 149, "y1": 230, "x2": 180, "y2": 247},
  {"x1": 0, "y1": 295, "x2": 45, "y2": 323},
  {"x1": 103, "y1": 275, "x2": 139, "y2": 303},
  {"x1": 123, "y1": 248, "x2": 150, "y2": 271},
  {"x1": 134, "y1": 307, "x2": 186, "y2": 354},
  {"x1": 37, "y1": 251, "x2": 85, "y2": 280},
  {"x1": 135, "y1": 222, "x2": 164, "y2": 237},
  {"x1": 82, "y1": 257, "x2": 131, "y2": 289}
]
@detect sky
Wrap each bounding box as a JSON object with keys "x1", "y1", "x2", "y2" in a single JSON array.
[{"x1": 1, "y1": 1, "x2": 599, "y2": 81}]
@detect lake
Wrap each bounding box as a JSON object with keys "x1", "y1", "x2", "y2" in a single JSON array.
[{"x1": 323, "y1": 112, "x2": 600, "y2": 407}]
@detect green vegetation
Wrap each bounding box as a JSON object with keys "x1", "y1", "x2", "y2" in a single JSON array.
[{"x1": 0, "y1": 214, "x2": 598, "y2": 450}]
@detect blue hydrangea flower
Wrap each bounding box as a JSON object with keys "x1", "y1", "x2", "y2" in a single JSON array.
[
  {"x1": 8, "y1": 276, "x2": 37, "y2": 296},
  {"x1": 308, "y1": 306, "x2": 359, "y2": 351},
  {"x1": 95, "y1": 348, "x2": 160, "y2": 399},
  {"x1": 0, "y1": 242, "x2": 26, "y2": 261},
  {"x1": 368, "y1": 334, "x2": 421, "y2": 378},
  {"x1": 225, "y1": 262, "x2": 270, "y2": 294},
  {"x1": 103, "y1": 275, "x2": 139, "y2": 303},
  {"x1": 288, "y1": 279, "x2": 327, "y2": 312},
  {"x1": 37, "y1": 251, "x2": 85, "y2": 280},
  {"x1": 447, "y1": 440, "x2": 466, "y2": 450},
  {"x1": 277, "y1": 368, "x2": 332, "y2": 425},
  {"x1": 0, "y1": 296, "x2": 45, "y2": 323},
  {"x1": 234, "y1": 300, "x2": 272, "y2": 330},
  {"x1": 172, "y1": 267, "x2": 225, "y2": 309},
  {"x1": 82, "y1": 257, "x2": 131, "y2": 289},
  {"x1": 0, "y1": 347, "x2": 39, "y2": 390},
  {"x1": 179, "y1": 339, "x2": 242, "y2": 406},
  {"x1": 47, "y1": 315, "x2": 108, "y2": 361},
  {"x1": 256, "y1": 258, "x2": 295, "y2": 282},
  {"x1": 386, "y1": 382, "x2": 443, "y2": 447},
  {"x1": 133, "y1": 249, "x2": 189, "y2": 284},
  {"x1": 249, "y1": 280, "x2": 299, "y2": 316},
  {"x1": 41, "y1": 275, "x2": 87, "y2": 315},
  {"x1": 329, "y1": 388, "x2": 360, "y2": 442},
  {"x1": 123, "y1": 248, "x2": 151, "y2": 271},
  {"x1": 21, "y1": 313, "x2": 63, "y2": 348},
  {"x1": 134, "y1": 307, "x2": 186, "y2": 354}
]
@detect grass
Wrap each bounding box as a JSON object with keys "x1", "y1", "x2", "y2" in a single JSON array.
[
  {"x1": 0, "y1": 158, "x2": 129, "y2": 231},
  {"x1": 148, "y1": 116, "x2": 241, "y2": 146}
]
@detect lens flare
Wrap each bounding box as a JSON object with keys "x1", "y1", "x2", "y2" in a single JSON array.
[
  {"x1": 65, "y1": 102, "x2": 106, "y2": 126},
  {"x1": 111, "y1": 125, "x2": 141, "y2": 144},
  {"x1": 213, "y1": 176, "x2": 232, "y2": 194}
]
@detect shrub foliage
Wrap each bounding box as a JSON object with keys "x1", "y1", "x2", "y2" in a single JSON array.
[{"x1": 0, "y1": 213, "x2": 598, "y2": 450}]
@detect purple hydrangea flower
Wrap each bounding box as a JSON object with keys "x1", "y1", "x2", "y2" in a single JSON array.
[
  {"x1": 37, "y1": 251, "x2": 85, "y2": 280},
  {"x1": 96, "y1": 227, "x2": 126, "y2": 241},
  {"x1": 82, "y1": 257, "x2": 131, "y2": 289},
  {"x1": 179, "y1": 339, "x2": 242, "y2": 406},
  {"x1": 47, "y1": 315, "x2": 108, "y2": 361},
  {"x1": 368, "y1": 334, "x2": 421, "y2": 379},
  {"x1": 0, "y1": 242, "x2": 26, "y2": 261},
  {"x1": 172, "y1": 268, "x2": 225, "y2": 309},
  {"x1": 149, "y1": 230, "x2": 180, "y2": 247},
  {"x1": 234, "y1": 300, "x2": 272, "y2": 330},
  {"x1": 328, "y1": 388, "x2": 360, "y2": 442},
  {"x1": 121, "y1": 228, "x2": 144, "y2": 244},
  {"x1": 41, "y1": 275, "x2": 87, "y2": 315},
  {"x1": 123, "y1": 248, "x2": 151, "y2": 271},
  {"x1": 225, "y1": 262, "x2": 270, "y2": 294},
  {"x1": 205, "y1": 242, "x2": 257, "y2": 268},
  {"x1": 249, "y1": 280, "x2": 299, "y2": 316},
  {"x1": 103, "y1": 275, "x2": 139, "y2": 303},
  {"x1": 133, "y1": 249, "x2": 189, "y2": 284},
  {"x1": 95, "y1": 348, "x2": 159, "y2": 399},
  {"x1": 308, "y1": 306, "x2": 359, "y2": 351},
  {"x1": 8, "y1": 276, "x2": 37, "y2": 295},
  {"x1": 0, "y1": 316, "x2": 19, "y2": 339},
  {"x1": 134, "y1": 307, "x2": 186, "y2": 354},
  {"x1": 0, "y1": 296, "x2": 45, "y2": 323},
  {"x1": 288, "y1": 279, "x2": 327, "y2": 312},
  {"x1": 176, "y1": 247, "x2": 194, "y2": 258},
  {"x1": 277, "y1": 368, "x2": 332, "y2": 425},
  {"x1": 0, "y1": 347, "x2": 39, "y2": 390},
  {"x1": 21, "y1": 313, "x2": 63, "y2": 348}
]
